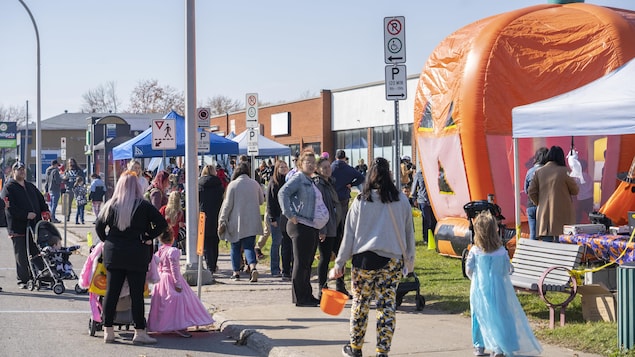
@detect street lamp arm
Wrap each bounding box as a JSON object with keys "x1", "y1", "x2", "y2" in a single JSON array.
[{"x1": 18, "y1": 0, "x2": 42, "y2": 189}]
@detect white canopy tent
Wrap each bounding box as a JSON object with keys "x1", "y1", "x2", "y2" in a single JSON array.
[{"x1": 511, "y1": 58, "x2": 635, "y2": 234}]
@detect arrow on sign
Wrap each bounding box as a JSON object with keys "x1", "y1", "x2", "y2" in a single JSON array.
[
  {"x1": 387, "y1": 93, "x2": 406, "y2": 98},
  {"x1": 388, "y1": 56, "x2": 403, "y2": 62}
]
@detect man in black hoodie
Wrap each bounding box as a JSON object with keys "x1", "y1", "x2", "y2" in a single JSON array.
[
  {"x1": 1, "y1": 161, "x2": 50, "y2": 288},
  {"x1": 44, "y1": 159, "x2": 63, "y2": 223},
  {"x1": 330, "y1": 150, "x2": 365, "y2": 297}
]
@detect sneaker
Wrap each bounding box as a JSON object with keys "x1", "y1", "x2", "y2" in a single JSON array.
[
  {"x1": 281, "y1": 274, "x2": 291, "y2": 281},
  {"x1": 52, "y1": 218, "x2": 61, "y2": 223},
  {"x1": 230, "y1": 274, "x2": 240, "y2": 281},
  {"x1": 250, "y1": 269, "x2": 259, "y2": 283},
  {"x1": 296, "y1": 300, "x2": 319, "y2": 307},
  {"x1": 474, "y1": 347, "x2": 488, "y2": 356},
  {"x1": 255, "y1": 248, "x2": 265, "y2": 260},
  {"x1": 342, "y1": 343, "x2": 362, "y2": 357}
]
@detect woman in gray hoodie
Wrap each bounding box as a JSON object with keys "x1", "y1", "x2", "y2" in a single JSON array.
[{"x1": 331, "y1": 157, "x2": 415, "y2": 357}]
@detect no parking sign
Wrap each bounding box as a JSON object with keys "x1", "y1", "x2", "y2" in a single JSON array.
[{"x1": 197, "y1": 107, "x2": 210, "y2": 128}]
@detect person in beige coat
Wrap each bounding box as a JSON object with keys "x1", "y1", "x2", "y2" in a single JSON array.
[
  {"x1": 527, "y1": 146, "x2": 579, "y2": 241},
  {"x1": 218, "y1": 163, "x2": 264, "y2": 282}
]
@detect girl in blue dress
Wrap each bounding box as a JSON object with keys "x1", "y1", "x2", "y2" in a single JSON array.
[{"x1": 465, "y1": 211, "x2": 542, "y2": 357}]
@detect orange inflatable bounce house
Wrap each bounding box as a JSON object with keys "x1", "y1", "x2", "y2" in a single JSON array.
[{"x1": 414, "y1": 1, "x2": 635, "y2": 257}]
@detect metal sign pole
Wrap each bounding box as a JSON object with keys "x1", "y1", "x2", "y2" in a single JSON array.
[{"x1": 394, "y1": 100, "x2": 401, "y2": 186}]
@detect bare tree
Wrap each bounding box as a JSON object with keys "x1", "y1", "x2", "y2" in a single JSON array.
[
  {"x1": 298, "y1": 90, "x2": 317, "y2": 99},
  {"x1": 202, "y1": 95, "x2": 243, "y2": 115},
  {"x1": 128, "y1": 79, "x2": 185, "y2": 114},
  {"x1": 0, "y1": 105, "x2": 27, "y2": 125},
  {"x1": 81, "y1": 81, "x2": 121, "y2": 113}
]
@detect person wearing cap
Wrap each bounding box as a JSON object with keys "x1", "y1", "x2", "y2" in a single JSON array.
[
  {"x1": 44, "y1": 159, "x2": 63, "y2": 223},
  {"x1": 400, "y1": 156, "x2": 414, "y2": 188},
  {"x1": 1, "y1": 161, "x2": 51, "y2": 289},
  {"x1": 330, "y1": 149, "x2": 365, "y2": 296}
]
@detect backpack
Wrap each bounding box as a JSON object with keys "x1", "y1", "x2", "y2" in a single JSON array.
[
  {"x1": 90, "y1": 185, "x2": 106, "y2": 202},
  {"x1": 44, "y1": 169, "x2": 51, "y2": 192},
  {"x1": 45, "y1": 168, "x2": 60, "y2": 192}
]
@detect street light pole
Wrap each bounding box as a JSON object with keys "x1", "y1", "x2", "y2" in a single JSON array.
[{"x1": 18, "y1": 0, "x2": 42, "y2": 188}]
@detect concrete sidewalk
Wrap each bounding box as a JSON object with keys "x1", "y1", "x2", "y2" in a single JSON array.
[{"x1": 55, "y1": 213, "x2": 600, "y2": 357}]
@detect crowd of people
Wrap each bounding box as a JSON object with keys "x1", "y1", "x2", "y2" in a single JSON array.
[
  {"x1": 4, "y1": 145, "x2": 579, "y2": 355},
  {"x1": 2, "y1": 148, "x2": 421, "y2": 352}
]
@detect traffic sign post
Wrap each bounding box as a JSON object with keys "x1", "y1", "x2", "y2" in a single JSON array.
[
  {"x1": 383, "y1": 16, "x2": 407, "y2": 186},
  {"x1": 151, "y1": 119, "x2": 177, "y2": 150},
  {"x1": 246, "y1": 93, "x2": 259, "y2": 129},
  {"x1": 197, "y1": 130, "x2": 210, "y2": 153},
  {"x1": 60, "y1": 137, "x2": 66, "y2": 161},
  {"x1": 385, "y1": 65, "x2": 407, "y2": 100},
  {"x1": 247, "y1": 127, "x2": 259, "y2": 156},
  {"x1": 197, "y1": 107, "x2": 210, "y2": 128},
  {"x1": 384, "y1": 16, "x2": 406, "y2": 64}
]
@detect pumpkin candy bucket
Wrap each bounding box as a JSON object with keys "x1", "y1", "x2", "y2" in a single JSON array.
[
  {"x1": 88, "y1": 261, "x2": 108, "y2": 296},
  {"x1": 320, "y1": 288, "x2": 349, "y2": 316}
]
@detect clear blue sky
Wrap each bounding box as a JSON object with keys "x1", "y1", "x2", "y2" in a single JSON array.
[{"x1": 1, "y1": 0, "x2": 633, "y2": 120}]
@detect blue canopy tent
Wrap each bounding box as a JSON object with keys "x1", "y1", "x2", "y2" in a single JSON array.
[
  {"x1": 112, "y1": 111, "x2": 239, "y2": 159},
  {"x1": 231, "y1": 130, "x2": 291, "y2": 157}
]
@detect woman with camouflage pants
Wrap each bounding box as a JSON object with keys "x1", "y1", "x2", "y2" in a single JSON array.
[{"x1": 331, "y1": 157, "x2": 415, "y2": 357}]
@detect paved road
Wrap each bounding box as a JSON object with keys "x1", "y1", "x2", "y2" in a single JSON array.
[{"x1": 0, "y1": 226, "x2": 258, "y2": 357}]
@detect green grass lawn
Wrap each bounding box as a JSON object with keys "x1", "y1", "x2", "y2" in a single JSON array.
[{"x1": 251, "y1": 202, "x2": 629, "y2": 357}]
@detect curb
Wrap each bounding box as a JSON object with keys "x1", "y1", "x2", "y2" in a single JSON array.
[{"x1": 213, "y1": 312, "x2": 314, "y2": 357}]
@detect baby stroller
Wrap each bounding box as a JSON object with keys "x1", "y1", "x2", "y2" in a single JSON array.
[
  {"x1": 24, "y1": 221, "x2": 68, "y2": 294},
  {"x1": 79, "y1": 242, "x2": 135, "y2": 337},
  {"x1": 460, "y1": 199, "x2": 516, "y2": 278},
  {"x1": 33, "y1": 220, "x2": 86, "y2": 294},
  {"x1": 396, "y1": 272, "x2": 425, "y2": 311}
]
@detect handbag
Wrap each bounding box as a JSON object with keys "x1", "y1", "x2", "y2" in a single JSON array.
[{"x1": 387, "y1": 204, "x2": 415, "y2": 274}]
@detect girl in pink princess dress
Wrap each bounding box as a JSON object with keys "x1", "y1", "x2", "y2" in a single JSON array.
[{"x1": 147, "y1": 229, "x2": 214, "y2": 337}]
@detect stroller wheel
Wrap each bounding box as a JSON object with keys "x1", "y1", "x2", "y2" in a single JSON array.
[
  {"x1": 27, "y1": 281, "x2": 35, "y2": 291},
  {"x1": 53, "y1": 283, "x2": 65, "y2": 295},
  {"x1": 416, "y1": 295, "x2": 426, "y2": 311},
  {"x1": 89, "y1": 319, "x2": 102, "y2": 336}
]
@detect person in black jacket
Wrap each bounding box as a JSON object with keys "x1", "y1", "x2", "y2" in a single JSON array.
[
  {"x1": 198, "y1": 165, "x2": 225, "y2": 280},
  {"x1": 95, "y1": 170, "x2": 168, "y2": 344},
  {"x1": 1, "y1": 161, "x2": 50, "y2": 289},
  {"x1": 44, "y1": 159, "x2": 63, "y2": 223},
  {"x1": 330, "y1": 150, "x2": 365, "y2": 296},
  {"x1": 266, "y1": 160, "x2": 291, "y2": 279}
]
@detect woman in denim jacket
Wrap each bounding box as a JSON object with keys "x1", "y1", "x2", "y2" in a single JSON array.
[{"x1": 278, "y1": 150, "x2": 329, "y2": 307}]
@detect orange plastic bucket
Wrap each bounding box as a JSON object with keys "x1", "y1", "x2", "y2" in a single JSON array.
[{"x1": 320, "y1": 288, "x2": 349, "y2": 315}]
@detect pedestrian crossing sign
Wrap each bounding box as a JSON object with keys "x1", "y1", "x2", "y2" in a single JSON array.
[{"x1": 151, "y1": 119, "x2": 176, "y2": 150}]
